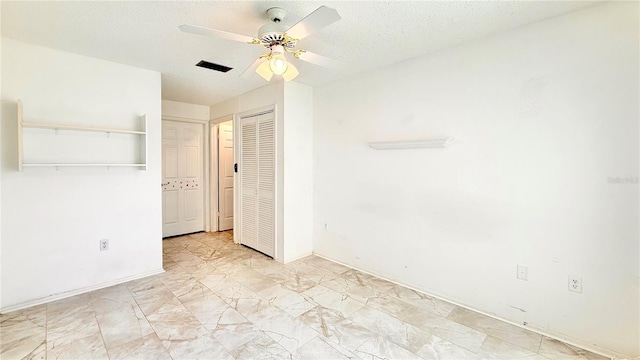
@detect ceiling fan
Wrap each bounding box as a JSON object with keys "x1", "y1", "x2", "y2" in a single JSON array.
[{"x1": 179, "y1": 5, "x2": 344, "y2": 82}]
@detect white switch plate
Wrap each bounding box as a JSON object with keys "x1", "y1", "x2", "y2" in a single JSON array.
[
  {"x1": 568, "y1": 275, "x2": 582, "y2": 293},
  {"x1": 517, "y1": 265, "x2": 528, "y2": 281}
]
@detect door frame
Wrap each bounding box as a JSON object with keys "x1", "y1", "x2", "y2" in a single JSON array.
[
  {"x1": 161, "y1": 116, "x2": 211, "y2": 233},
  {"x1": 209, "y1": 115, "x2": 235, "y2": 235}
]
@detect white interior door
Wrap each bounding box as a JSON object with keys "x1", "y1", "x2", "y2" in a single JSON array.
[
  {"x1": 239, "y1": 110, "x2": 275, "y2": 257},
  {"x1": 218, "y1": 121, "x2": 234, "y2": 231},
  {"x1": 162, "y1": 120, "x2": 204, "y2": 237}
]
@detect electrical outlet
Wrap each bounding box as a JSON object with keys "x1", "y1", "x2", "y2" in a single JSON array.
[
  {"x1": 324, "y1": 223, "x2": 328, "y2": 231},
  {"x1": 100, "y1": 239, "x2": 109, "y2": 251},
  {"x1": 517, "y1": 265, "x2": 528, "y2": 281},
  {"x1": 568, "y1": 275, "x2": 582, "y2": 293}
]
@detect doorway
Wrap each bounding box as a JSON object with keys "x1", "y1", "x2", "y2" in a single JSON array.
[{"x1": 217, "y1": 120, "x2": 234, "y2": 231}]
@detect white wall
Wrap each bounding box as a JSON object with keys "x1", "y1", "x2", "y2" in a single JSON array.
[
  {"x1": 0, "y1": 39, "x2": 163, "y2": 311},
  {"x1": 210, "y1": 82, "x2": 284, "y2": 121},
  {"x1": 162, "y1": 99, "x2": 210, "y2": 121},
  {"x1": 283, "y1": 82, "x2": 314, "y2": 262},
  {"x1": 313, "y1": 2, "x2": 638, "y2": 358}
]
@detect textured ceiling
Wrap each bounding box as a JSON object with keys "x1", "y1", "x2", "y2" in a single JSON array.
[{"x1": 1, "y1": 1, "x2": 600, "y2": 106}]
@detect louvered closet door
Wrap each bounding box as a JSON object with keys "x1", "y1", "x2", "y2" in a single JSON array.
[
  {"x1": 256, "y1": 112, "x2": 275, "y2": 256},
  {"x1": 239, "y1": 111, "x2": 275, "y2": 257},
  {"x1": 241, "y1": 116, "x2": 258, "y2": 250}
]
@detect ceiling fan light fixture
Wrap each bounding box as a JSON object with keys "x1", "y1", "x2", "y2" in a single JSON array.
[
  {"x1": 270, "y1": 56, "x2": 287, "y2": 74},
  {"x1": 181, "y1": 6, "x2": 343, "y2": 82},
  {"x1": 282, "y1": 62, "x2": 299, "y2": 82},
  {"x1": 269, "y1": 45, "x2": 288, "y2": 75},
  {"x1": 255, "y1": 59, "x2": 273, "y2": 81}
]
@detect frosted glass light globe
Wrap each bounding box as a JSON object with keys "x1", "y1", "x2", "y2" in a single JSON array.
[{"x1": 269, "y1": 54, "x2": 288, "y2": 75}]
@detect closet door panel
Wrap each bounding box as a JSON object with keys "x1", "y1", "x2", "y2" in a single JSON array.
[
  {"x1": 257, "y1": 113, "x2": 275, "y2": 256},
  {"x1": 239, "y1": 110, "x2": 275, "y2": 257},
  {"x1": 240, "y1": 117, "x2": 258, "y2": 249},
  {"x1": 162, "y1": 120, "x2": 204, "y2": 237}
]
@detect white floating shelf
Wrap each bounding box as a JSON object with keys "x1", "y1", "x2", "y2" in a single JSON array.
[
  {"x1": 368, "y1": 138, "x2": 451, "y2": 150},
  {"x1": 22, "y1": 163, "x2": 147, "y2": 167},
  {"x1": 21, "y1": 121, "x2": 146, "y2": 135}
]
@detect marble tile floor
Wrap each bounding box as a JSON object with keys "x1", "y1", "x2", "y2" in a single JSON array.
[{"x1": 1, "y1": 231, "x2": 609, "y2": 360}]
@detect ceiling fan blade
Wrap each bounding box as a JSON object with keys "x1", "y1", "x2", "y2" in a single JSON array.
[
  {"x1": 296, "y1": 50, "x2": 346, "y2": 70},
  {"x1": 286, "y1": 6, "x2": 341, "y2": 40},
  {"x1": 240, "y1": 57, "x2": 266, "y2": 79},
  {"x1": 179, "y1": 24, "x2": 257, "y2": 44}
]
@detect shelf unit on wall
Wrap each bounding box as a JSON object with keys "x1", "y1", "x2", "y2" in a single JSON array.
[
  {"x1": 368, "y1": 138, "x2": 451, "y2": 150},
  {"x1": 17, "y1": 99, "x2": 147, "y2": 171}
]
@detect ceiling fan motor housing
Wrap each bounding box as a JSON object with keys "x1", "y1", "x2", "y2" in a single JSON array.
[
  {"x1": 258, "y1": 22, "x2": 295, "y2": 48},
  {"x1": 266, "y1": 7, "x2": 286, "y2": 22},
  {"x1": 258, "y1": 8, "x2": 296, "y2": 49}
]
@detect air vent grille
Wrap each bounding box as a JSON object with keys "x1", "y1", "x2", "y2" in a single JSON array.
[{"x1": 196, "y1": 60, "x2": 233, "y2": 73}]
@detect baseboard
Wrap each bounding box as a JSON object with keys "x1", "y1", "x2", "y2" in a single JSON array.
[
  {"x1": 283, "y1": 251, "x2": 314, "y2": 264},
  {"x1": 0, "y1": 268, "x2": 165, "y2": 314},
  {"x1": 311, "y1": 252, "x2": 624, "y2": 360}
]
